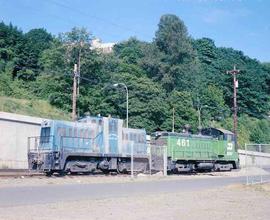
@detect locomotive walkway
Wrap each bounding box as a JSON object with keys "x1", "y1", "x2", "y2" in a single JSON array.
[{"x1": 0, "y1": 176, "x2": 249, "y2": 207}]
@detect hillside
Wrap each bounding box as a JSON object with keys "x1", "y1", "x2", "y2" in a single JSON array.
[
  {"x1": 0, "y1": 15, "x2": 269, "y2": 146},
  {"x1": 0, "y1": 96, "x2": 70, "y2": 120}
]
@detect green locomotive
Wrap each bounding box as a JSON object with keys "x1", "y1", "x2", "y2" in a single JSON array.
[{"x1": 152, "y1": 128, "x2": 239, "y2": 173}]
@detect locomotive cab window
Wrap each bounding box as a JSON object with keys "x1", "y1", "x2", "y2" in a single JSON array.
[
  {"x1": 218, "y1": 135, "x2": 224, "y2": 140},
  {"x1": 225, "y1": 134, "x2": 233, "y2": 142},
  {"x1": 40, "y1": 127, "x2": 50, "y2": 143}
]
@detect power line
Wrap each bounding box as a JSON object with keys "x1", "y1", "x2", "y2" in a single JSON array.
[
  {"x1": 9, "y1": 1, "x2": 78, "y2": 28},
  {"x1": 45, "y1": 0, "x2": 153, "y2": 40},
  {"x1": 3, "y1": 0, "x2": 154, "y2": 41}
]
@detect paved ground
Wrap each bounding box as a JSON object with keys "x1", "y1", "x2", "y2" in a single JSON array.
[
  {"x1": 0, "y1": 176, "x2": 246, "y2": 207},
  {"x1": 0, "y1": 170, "x2": 270, "y2": 220},
  {"x1": 0, "y1": 179, "x2": 269, "y2": 220}
]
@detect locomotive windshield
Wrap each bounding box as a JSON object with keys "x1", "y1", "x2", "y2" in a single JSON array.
[
  {"x1": 40, "y1": 127, "x2": 51, "y2": 144},
  {"x1": 225, "y1": 134, "x2": 234, "y2": 142}
]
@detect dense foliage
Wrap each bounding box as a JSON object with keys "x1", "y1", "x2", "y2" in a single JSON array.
[{"x1": 0, "y1": 15, "x2": 270, "y2": 147}]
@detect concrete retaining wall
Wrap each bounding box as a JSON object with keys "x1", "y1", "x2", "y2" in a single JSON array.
[
  {"x1": 238, "y1": 149, "x2": 270, "y2": 168},
  {"x1": 0, "y1": 112, "x2": 43, "y2": 169}
]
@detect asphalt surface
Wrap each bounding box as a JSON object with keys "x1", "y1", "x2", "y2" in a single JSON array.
[{"x1": 0, "y1": 176, "x2": 247, "y2": 207}]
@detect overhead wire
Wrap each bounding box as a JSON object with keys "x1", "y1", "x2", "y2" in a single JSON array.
[
  {"x1": 5, "y1": 1, "x2": 78, "y2": 29},
  {"x1": 45, "y1": 0, "x2": 154, "y2": 40},
  {"x1": 2, "y1": 0, "x2": 154, "y2": 40}
]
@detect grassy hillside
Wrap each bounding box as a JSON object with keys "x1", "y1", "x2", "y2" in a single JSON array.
[{"x1": 0, "y1": 96, "x2": 70, "y2": 120}]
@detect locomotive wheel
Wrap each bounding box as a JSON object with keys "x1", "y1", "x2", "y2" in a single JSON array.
[
  {"x1": 45, "y1": 171, "x2": 53, "y2": 177},
  {"x1": 57, "y1": 170, "x2": 67, "y2": 177},
  {"x1": 117, "y1": 168, "x2": 128, "y2": 174},
  {"x1": 101, "y1": 169, "x2": 110, "y2": 175}
]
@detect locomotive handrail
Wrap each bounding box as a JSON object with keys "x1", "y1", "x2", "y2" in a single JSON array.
[
  {"x1": 60, "y1": 131, "x2": 103, "y2": 141},
  {"x1": 28, "y1": 135, "x2": 55, "y2": 153},
  {"x1": 59, "y1": 131, "x2": 104, "y2": 154},
  {"x1": 28, "y1": 135, "x2": 54, "y2": 139}
]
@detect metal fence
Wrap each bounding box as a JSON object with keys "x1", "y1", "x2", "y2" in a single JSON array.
[
  {"x1": 244, "y1": 144, "x2": 270, "y2": 185},
  {"x1": 149, "y1": 145, "x2": 167, "y2": 176},
  {"x1": 130, "y1": 144, "x2": 167, "y2": 177}
]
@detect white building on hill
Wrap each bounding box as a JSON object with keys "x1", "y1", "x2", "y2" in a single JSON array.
[{"x1": 90, "y1": 38, "x2": 115, "y2": 54}]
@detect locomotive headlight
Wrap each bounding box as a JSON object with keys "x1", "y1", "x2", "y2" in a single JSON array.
[
  {"x1": 227, "y1": 143, "x2": 233, "y2": 150},
  {"x1": 227, "y1": 142, "x2": 233, "y2": 155}
]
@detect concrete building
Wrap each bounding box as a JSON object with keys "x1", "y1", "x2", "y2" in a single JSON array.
[
  {"x1": 0, "y1": 112, "x2": 43, "y2": 169},
  {"x1": 90, "y1": 38, "x2": 115, "y2": 53}
]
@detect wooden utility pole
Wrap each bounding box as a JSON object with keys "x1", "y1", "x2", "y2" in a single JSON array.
[
  {"x1": 76, "y1": 45, "x2": 82, "y2": 119},
  {"x1": 226, "y1": 65, "x2": 240, "y2": 149},
  {"x1": 77, "y1": 42, "x2": 83, "y2": 97},
  {"x1": 172, "y1": 107, "x2": 175, "y2": 133},
  {"x1": 72, "y1": 64, "x2": 78, "y2": 121}
]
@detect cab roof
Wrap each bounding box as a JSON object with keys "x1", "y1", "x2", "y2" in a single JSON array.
[{"x1": 207, "y1": 127, "x2": 234, "y2": 135}]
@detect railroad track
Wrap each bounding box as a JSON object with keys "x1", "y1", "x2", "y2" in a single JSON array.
[
  {"x1": 0, "y1": 170, "x2": 44, "y2": 178},
  {"x1": 0, "y1": 170, "x2": 131, "y2": 178}
]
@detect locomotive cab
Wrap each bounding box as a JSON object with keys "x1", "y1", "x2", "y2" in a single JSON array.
[
  {"x1": 39, "y1": 121, "x2": 53, "y2": 150},
  {"x1": 201, "y1": 127, "x2": 235, "y2": 142},
  {"x1": 201, "y1": 127, "x2": 239, "y2": 169}
]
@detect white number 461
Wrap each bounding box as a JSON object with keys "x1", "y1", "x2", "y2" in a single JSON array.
[{"x1": 177, "y1": 139, "x2": 190, "y2": 147}]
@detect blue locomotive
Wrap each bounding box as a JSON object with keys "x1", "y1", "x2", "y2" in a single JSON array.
[{"x1": 28, "y1": 116, "x2": 148, "y2": 175}]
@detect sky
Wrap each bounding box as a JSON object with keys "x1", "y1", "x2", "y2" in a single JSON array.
[{"x1": 0, "y1": 0, "x2": 269, "y2": 62}]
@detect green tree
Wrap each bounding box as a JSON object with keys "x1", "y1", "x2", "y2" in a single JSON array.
[
  {"x1": 0, "y1": 17, "x2": 269, "y2": 140},
  {"x1": 165, "y1": 90, "x2": 197, "y2": 132},
  {"x1": 154, "y1": 14, "x2": 199, "y2": 91},
  {"x1": 155, "y1": 14, "x2": 194, "y2": 63},
  {"x1": 250, "y1": 119, "x2": 270, "y2": 144},
  {"x1": 36, "y1": 27, "x2": 102, "y2": 114}
]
